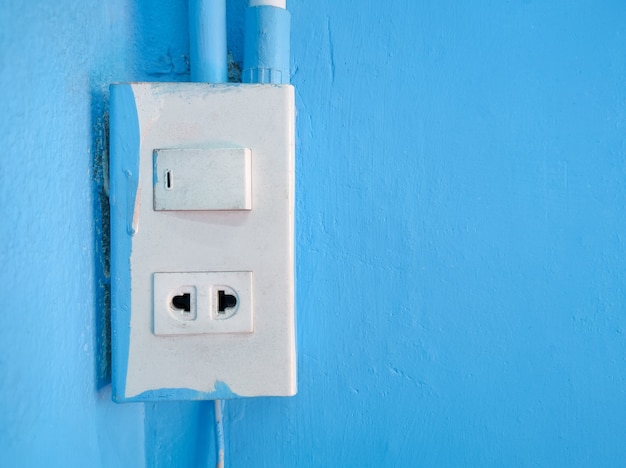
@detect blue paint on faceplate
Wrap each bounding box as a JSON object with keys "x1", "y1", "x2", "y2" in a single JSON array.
[
  {"x1": 123, "y1": 381, "x2": 240, "y2": 402},
  {"x1": 109, "y1": 83, "x2": 140, "y2": 402},
  {"x1": 153, "y1": 154, "x2": 159, "y2": 187}
]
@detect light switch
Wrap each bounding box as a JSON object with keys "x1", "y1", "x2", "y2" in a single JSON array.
[{"x1": 153, "y1": 147, "x2": 252, "y2": 211}]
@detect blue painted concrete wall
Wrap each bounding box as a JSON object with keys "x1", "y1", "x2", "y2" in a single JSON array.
[{"x1": 2, "y1": 0, "x2": 626, "y2": 466}]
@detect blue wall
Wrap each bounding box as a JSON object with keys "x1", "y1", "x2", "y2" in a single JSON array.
[{"x1": 2, "y1": 0, "x2": 626, "y2": 466}]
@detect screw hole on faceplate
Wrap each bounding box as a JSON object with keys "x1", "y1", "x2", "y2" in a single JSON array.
[
  {"x1": 172, "y1": 293, "x2": 191, "y2": 312},
  {"x1": 217, "y1": 290, "x2": 237, "y2": 313},
  {"x1": 165, "y1": 170, "x2": 172, "y2": 190}
]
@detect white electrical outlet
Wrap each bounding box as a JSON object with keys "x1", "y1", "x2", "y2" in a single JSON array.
[
  {"x1": 109, "y1": 83, "x2": 296, "y2": 401},
  {"x1": 153, "y1": 271, "x2": 253, "y2": 335}
]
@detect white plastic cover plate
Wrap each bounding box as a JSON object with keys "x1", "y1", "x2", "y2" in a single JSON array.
[{"x1": 109, "y1": 83, "x2": 296, "y2": 401}]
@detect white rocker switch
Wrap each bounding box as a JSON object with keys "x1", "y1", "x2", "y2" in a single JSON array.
[{"x1": 153, "y1": 147, "x2": 252, "y2": 211}]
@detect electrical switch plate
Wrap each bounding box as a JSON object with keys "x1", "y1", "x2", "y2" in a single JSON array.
[{"x1": 109, "y1": 83, "x2": 296, "y2": 402}]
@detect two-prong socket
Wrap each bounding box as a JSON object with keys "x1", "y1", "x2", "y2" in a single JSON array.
[{"x1": 154, "y1": 271, "x2": 253, "y2": 335}]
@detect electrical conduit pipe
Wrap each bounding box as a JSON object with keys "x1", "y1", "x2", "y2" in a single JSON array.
[
  {"x1": 243, "y1": 0, "x2": 290, "y2": 84},
  {"x1": 189, "y1": 0, "x2": 227, "y2": 82}
]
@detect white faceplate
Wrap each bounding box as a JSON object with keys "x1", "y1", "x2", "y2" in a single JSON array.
[{"x1": 109, "y1": 83, "x2": 296, "y2": 401}]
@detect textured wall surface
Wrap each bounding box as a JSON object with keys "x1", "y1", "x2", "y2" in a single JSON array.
[{"x1": 1, "y1": 0, "x2": 626, "y2": 467}]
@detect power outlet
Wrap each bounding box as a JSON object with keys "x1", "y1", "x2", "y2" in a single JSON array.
[
  {"x1": 110, "y1": 83, "x2": 296, "y2": 401},
  {"x1": 153, "y1": 271, "x2": 253, "y2": 335}
]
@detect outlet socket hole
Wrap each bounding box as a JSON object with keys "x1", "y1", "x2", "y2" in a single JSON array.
[
  {"x1": 165, "y1": 170, "x2": 172, "y2": 190},
  {"x1": 172, "y1": 293, "x2": 191, "y2": 312},
  {"x1": 218, "y1": 290, "x2": 237, "y2": 313}
]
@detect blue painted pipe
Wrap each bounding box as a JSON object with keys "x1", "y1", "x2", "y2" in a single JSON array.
[
  {"x1": 243, "y1": 6, "x2": 290, "y2": 84},
  {"x1": 189, "y1": 0, "x2": 227, "y2": 83}
]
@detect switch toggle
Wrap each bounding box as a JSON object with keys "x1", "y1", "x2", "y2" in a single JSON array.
[{"x1": 153, "y1": 147, "x2": 252, "y2": 211}]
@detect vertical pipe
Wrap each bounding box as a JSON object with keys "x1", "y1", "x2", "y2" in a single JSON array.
[
  {"x1": 243, "y1": 4, "x2": 290, "y2": 84},
  {"x1": 189, "y1": 0, "x2": 227, "y2": 83},
  {"x1": 214, "y1": 399, "x2": 225, "y2": 468}
]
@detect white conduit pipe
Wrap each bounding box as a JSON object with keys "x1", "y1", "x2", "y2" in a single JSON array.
[{"x1": 250, "y1": 0, "x2": 286, "y2": 8}]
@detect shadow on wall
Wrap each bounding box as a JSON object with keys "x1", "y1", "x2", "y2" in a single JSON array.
[{"x1": 91, "y1": 82, "x2": 112, "y2": 390}]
